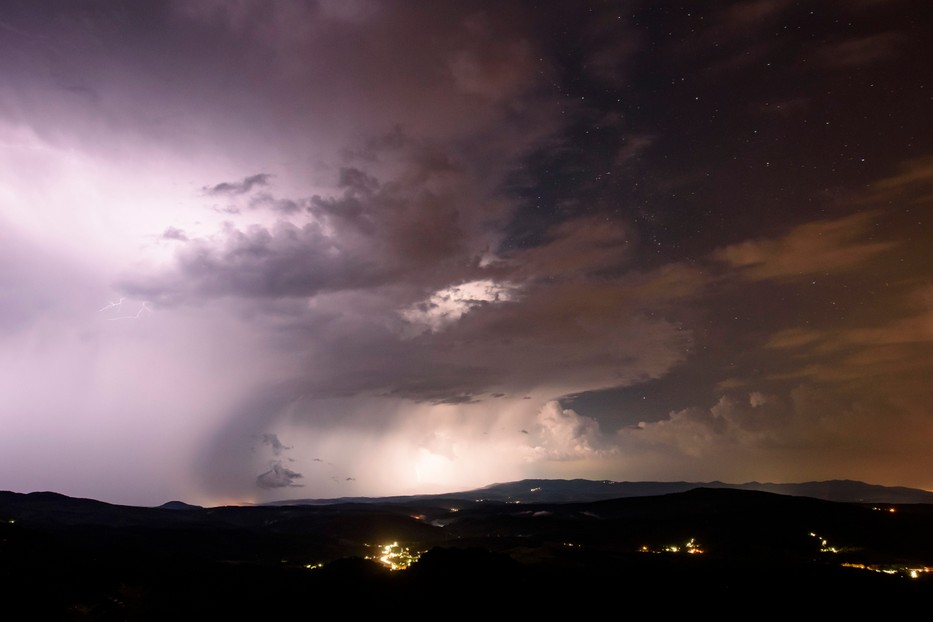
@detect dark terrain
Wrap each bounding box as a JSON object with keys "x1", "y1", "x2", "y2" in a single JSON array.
[{"x1": 2, "y1": 481, "x2": 931, "y2": 617}]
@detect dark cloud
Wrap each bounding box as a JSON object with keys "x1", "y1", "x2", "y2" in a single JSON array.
[
  {"x1": 127, "y1": 142, "x2": 506, "y2": 303},
  {"x1": 204, "y1": 173, "x2": 272, "y2": 196},
  {"x1": 256, "y1": 461, "x2": 303, "y2": 488},
  {"x1": 161, "y1": 227, "x2": 188, "y2": 241},
  {"x1": 141, "y1": 221, "x2": 371, "y2": 300},
  {"x1": 259, "y1": 433, "x2": 291, "y2": 456},
  {"x1": 248, "y1": 193, "x2": 307, "y2": 214}
]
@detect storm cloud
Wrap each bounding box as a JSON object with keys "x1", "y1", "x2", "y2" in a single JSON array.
[{"x1": 1, "y1": 1, "x2": 931, "y2": 505}]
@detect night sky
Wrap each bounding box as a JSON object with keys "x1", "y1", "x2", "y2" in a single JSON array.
[{"x1": 1, "y1": 1, "x2": 931, "y2": 506}]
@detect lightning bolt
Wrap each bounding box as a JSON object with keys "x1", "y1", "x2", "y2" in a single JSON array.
[
  {"x1": 98, "y1": 297, "x2": 125, "y2": 312},
  {"x1": 107, "y1": 301, "x2": 152, "y2": 320}
]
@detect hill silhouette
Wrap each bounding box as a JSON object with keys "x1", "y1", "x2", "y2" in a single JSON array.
[
  {"x1": 1, "y1": 484, "x2": 931, "y2": 615},
  {"x1": 269, "y1": 477, "x2": 933, "y2": 506}
]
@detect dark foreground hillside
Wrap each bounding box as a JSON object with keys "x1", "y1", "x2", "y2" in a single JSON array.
[{"x1": 2, "y1": 488, "x2": 931, "y2": 617}]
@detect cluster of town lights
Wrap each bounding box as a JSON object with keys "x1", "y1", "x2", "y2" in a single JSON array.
[
  {"x1": 808, "y1": 532, "x2": 841, "y2": 554},
  {"x1": 366, "y1": 541, "x2": 422, "y2": 571},
  {"x1": 809, "y1": 531, "x2": 930, "y2": 579},
  {"x1": 842, "y1": 563, "x2": 932, "y2": 580},
  {"x1": 640, "y1": 538, "x2": 704, "y2": 554}
]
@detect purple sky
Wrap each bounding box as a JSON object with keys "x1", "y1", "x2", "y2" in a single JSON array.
[{"x1": 1, "y1": 1, "x2": 931, "y2": 506}]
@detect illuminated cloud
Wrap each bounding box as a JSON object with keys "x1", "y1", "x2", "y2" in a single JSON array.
[
  {"x1": 401, "y1": 280, "x2": 517, "y2": 335},
  {"x1": 867, "y1": 156, "x2": 933, "y2": 201},
  {"x1": 618, "y1": 382, "x2": 933, "y2": 486},
  {"x1": 714, "y1": 212, "x2": 894, "y2": 280},
  {"x1": 524, "y1": 401, "x2": 612, "y2": 461},
  {"x1": 763, "y1": 284, "x2": 933, "y2": 383}
]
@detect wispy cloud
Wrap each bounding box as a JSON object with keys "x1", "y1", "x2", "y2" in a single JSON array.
[
  {"x1": 714, "y1": 212, "x2": 894, "y2": 280},
  {"x1": 204, "y1": 173, "x2": 272, "y2": 196}
]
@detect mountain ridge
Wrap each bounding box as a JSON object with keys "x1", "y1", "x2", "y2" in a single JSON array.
[
  {"x1": 266, "y1": 477, "x2": 933, "y2": 507},
  {"x1": 3, "y1": 483, "x2": 932, "y2": 614}
]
